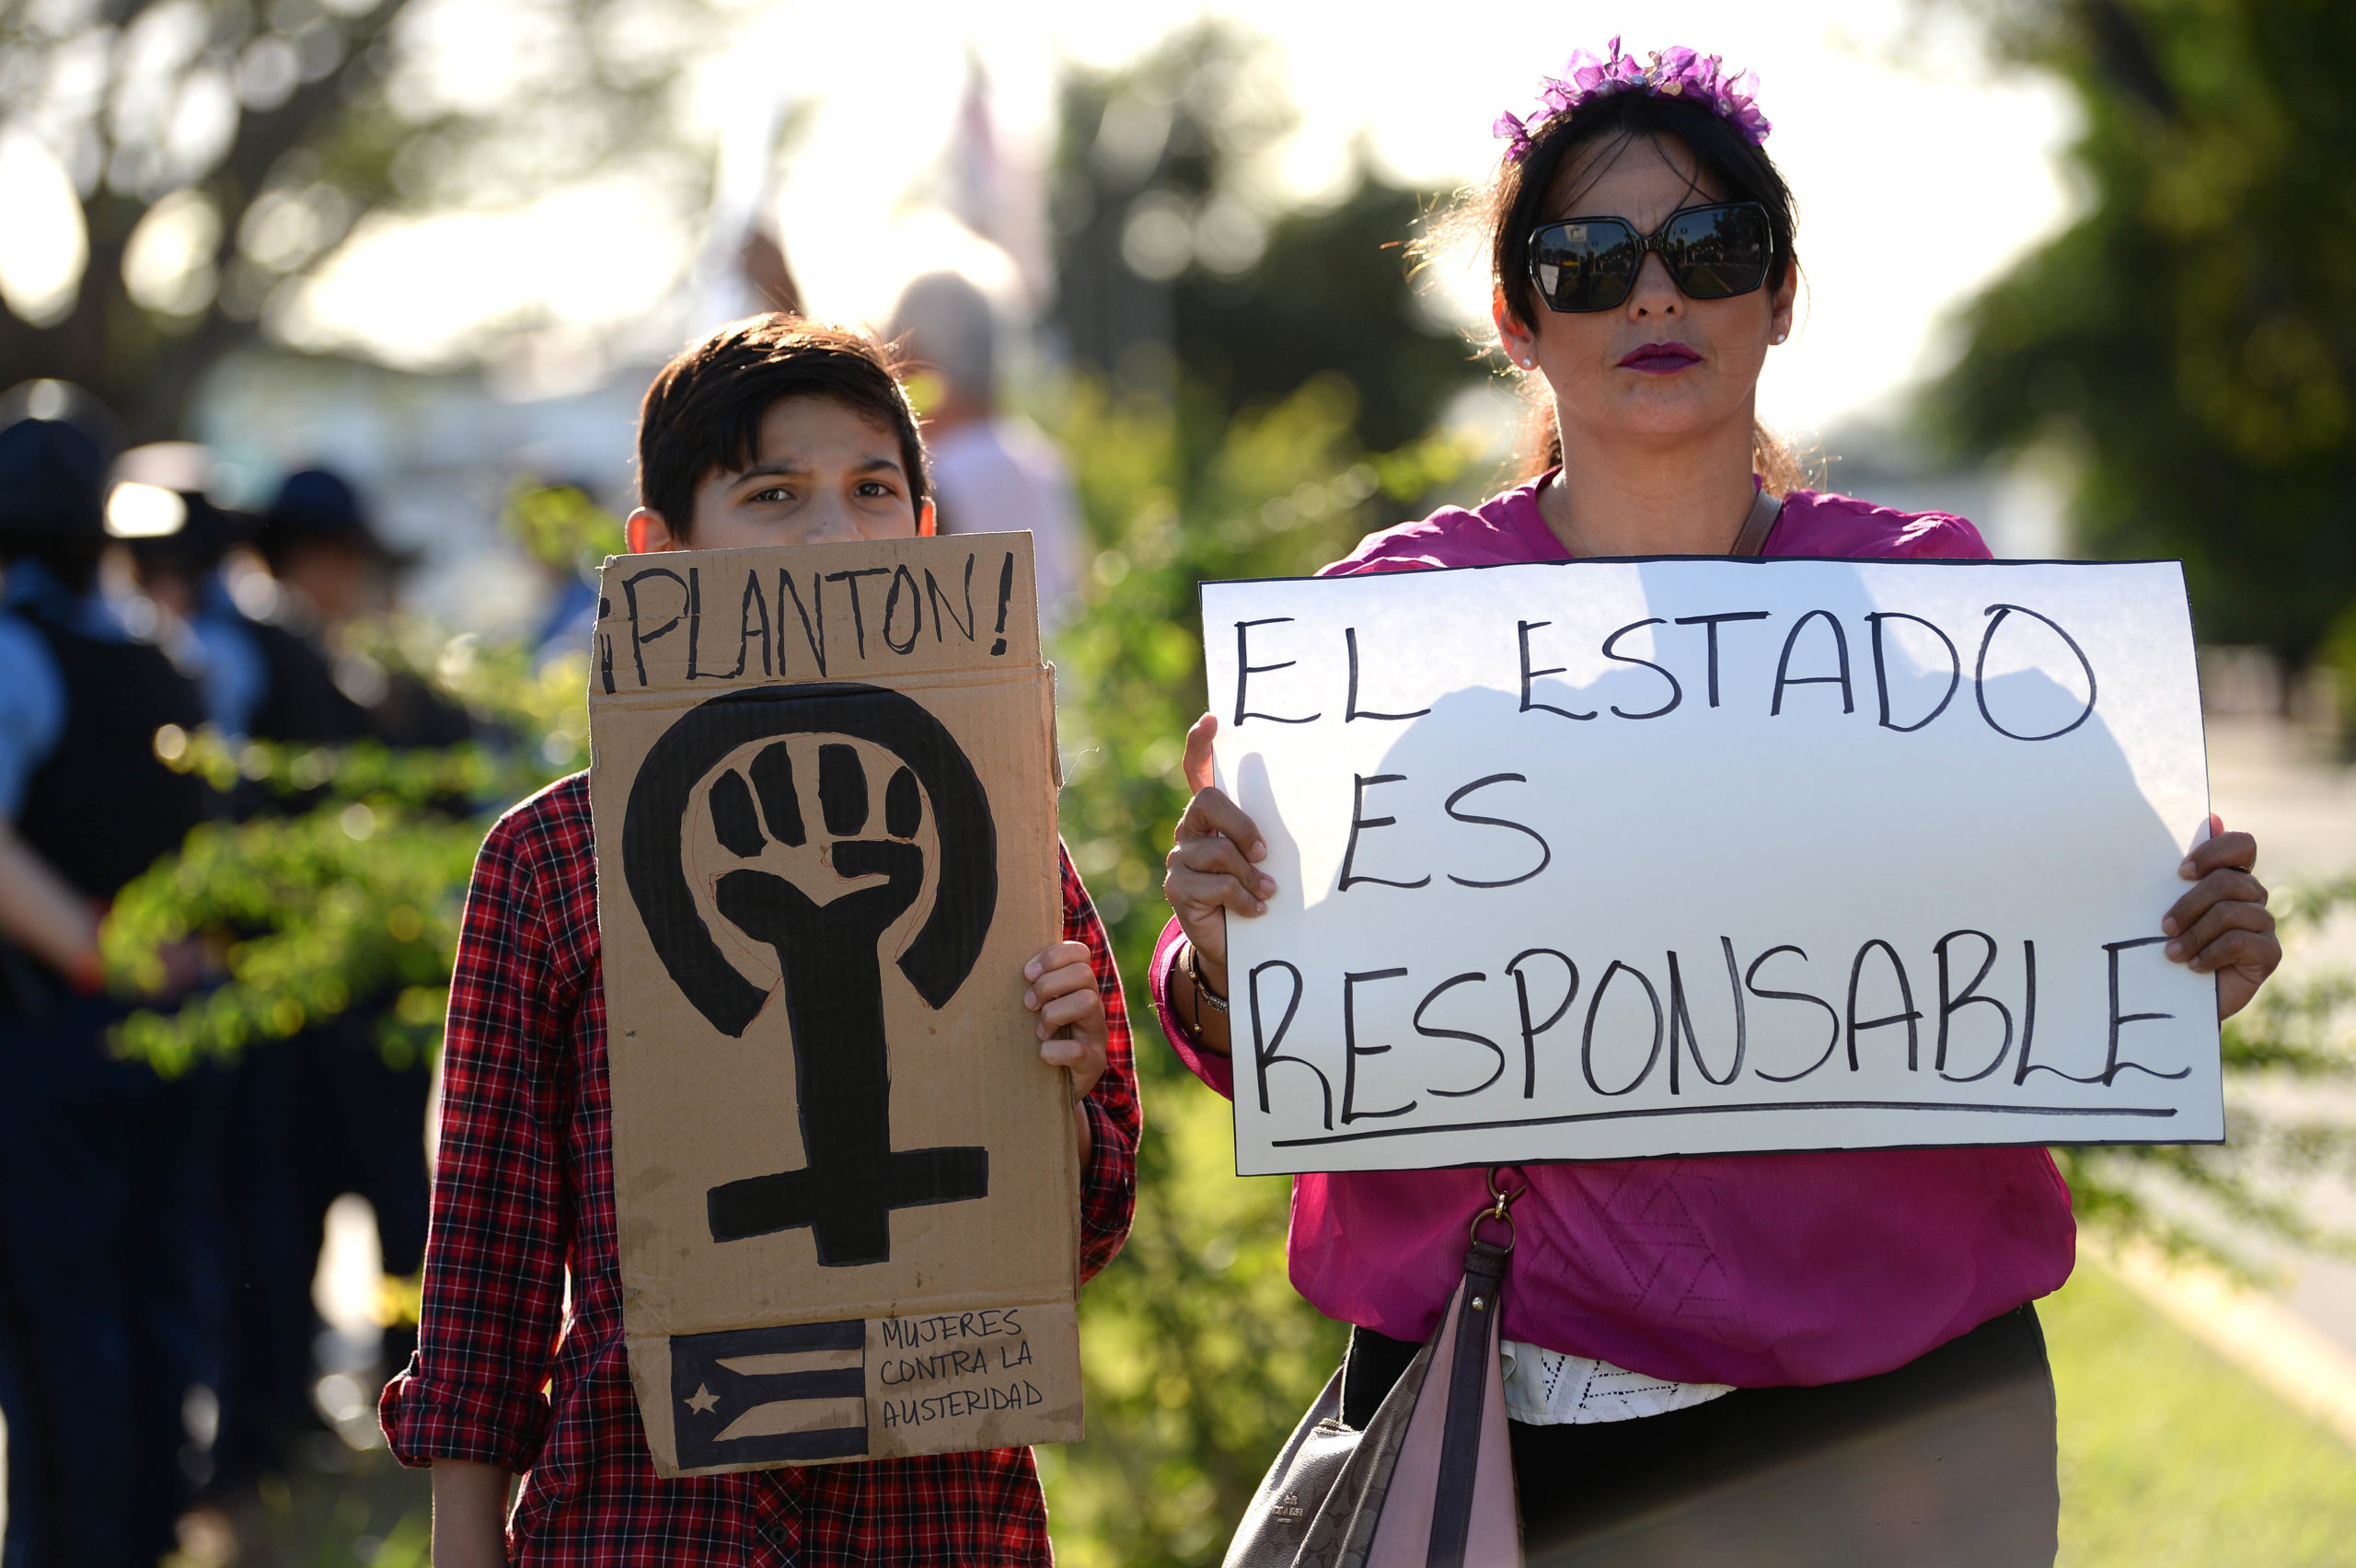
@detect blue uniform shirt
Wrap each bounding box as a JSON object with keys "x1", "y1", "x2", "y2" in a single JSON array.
[{"x1": 187, "y1": 574, "x2": 267, "y2": 740}]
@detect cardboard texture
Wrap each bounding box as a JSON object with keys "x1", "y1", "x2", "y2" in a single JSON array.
[
  {"x1": 588, "y1": 532, "x2": 1080, "y2": 1477},
  {"x1": 1201, "y1": 558, "x2": 2222, "y2": 1175}
]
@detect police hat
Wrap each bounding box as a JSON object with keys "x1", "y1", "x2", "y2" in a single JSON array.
[
  {"x1": 260, "y1": 467, "x2": 419, "y2": 566},
  {"x1": 0, "y1": 381, "x2": 121, "y2": 538}
]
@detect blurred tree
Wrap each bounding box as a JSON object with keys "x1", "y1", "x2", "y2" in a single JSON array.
[
  {"x1": 1928, "y1": 0, "x2": 2356, "y2": 662},
  {"x1": 1048, "y1": 21, "x2": 1482, "y2": 453},
  {"x1": 0, "y1": 0, "x2": 713, "y2": 441}
]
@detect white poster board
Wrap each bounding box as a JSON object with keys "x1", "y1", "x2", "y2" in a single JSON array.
[{"x1": 1201, "y1": 559, "x2": 2221, "y2": 1176}]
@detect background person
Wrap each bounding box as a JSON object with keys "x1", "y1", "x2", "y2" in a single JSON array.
[
  {"x1": 888, "y1": 271, "x2": 1086, "y2": 622},
  {"x1": 1151, "y1": 44, "x2": 2284, "y2": 1562},
  {"x1": 111, "y1": 463, "x2": 270, "y2": 743},
  {"x1": 210, "y1": 464, "x2": 458, "y2": 1482},
  {"x1": 0, "y1": 383, "x2": 223, "y2": 1567}
]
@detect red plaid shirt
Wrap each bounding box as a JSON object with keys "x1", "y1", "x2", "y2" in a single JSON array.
[{"x1": 380, "y1": 774, "x2": 1139, "y2": 1564}]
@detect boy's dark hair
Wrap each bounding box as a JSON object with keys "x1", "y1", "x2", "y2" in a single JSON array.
[{"x1": 636, "y1": 315, "x2": 928, "y2": 538}]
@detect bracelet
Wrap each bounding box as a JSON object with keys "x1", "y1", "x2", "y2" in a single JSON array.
[{"x1": 1188, "y1": 942, "x2": 1230, "y2": 1017}]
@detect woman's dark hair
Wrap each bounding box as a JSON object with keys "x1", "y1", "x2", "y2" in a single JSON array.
[
  {"x1": 1428, "y1": 88, "x2": 1807, "y2": 491},
  {"x1": 636, "y1": 315, "x2": 929, "y2": 537}
]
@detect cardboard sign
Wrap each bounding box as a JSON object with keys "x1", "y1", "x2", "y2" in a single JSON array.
[
  {"x1": 589, "y1": 532, "x2": 1081, "y2": 1476},
  {"x1": 1202, "y1": 558, "x2": 2222, "y2": 1176}
]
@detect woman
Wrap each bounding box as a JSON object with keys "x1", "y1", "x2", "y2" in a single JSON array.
[{"x1": 1153, "y1": 43, "x2": 2281, "y2": 1562}]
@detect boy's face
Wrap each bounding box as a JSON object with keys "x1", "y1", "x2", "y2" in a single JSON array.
[{"x1": 629, "y1": 394, "x2": 933, "y2": 553}]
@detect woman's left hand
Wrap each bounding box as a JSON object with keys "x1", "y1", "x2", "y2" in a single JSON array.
[
  {"x1": 1024, "y1": 940, "x2": 1108, "y2": 1170},
  {"x1": 2164, "y1": 814, "x2": 2281, "y2": 1020}
]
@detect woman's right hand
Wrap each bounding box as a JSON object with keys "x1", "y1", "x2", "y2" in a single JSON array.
[{"x1": 1163, "y1": 713, "x2": 1276, "y2": 1001}]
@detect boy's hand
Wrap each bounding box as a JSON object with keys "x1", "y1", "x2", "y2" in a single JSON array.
[
  {"x1": 1024, "y1": 940, "x2": 1106, "y2": 1171},
  {"x1": 2163, "y1": 814, "x2": 2280, "y2": 1020},
  {"x1": 1024, "y1": 940, "x2": 1106, "y2": 1096}
]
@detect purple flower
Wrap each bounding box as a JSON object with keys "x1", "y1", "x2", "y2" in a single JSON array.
[{"x1": 1493, "y1": 39, "x2": 1772, "y2": 163}]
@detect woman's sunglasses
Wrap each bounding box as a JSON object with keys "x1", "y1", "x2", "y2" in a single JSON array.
[{"x1": 1525, "y1": 202, "x2": 1774, "y2": 314}]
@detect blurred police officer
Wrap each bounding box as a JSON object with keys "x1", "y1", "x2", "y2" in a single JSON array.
[
  {"x1": 210, "y1": 467, "x2": 450, "y2": 1481},
  {"x1": 0, "y1": 382, "x2": 220, "y2": 1566}
]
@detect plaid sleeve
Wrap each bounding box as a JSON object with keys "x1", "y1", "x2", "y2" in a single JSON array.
[
  {"x1": 1060, "y1": 843, "x2": 1138, "y2": 1282},
  {"x1": 379, "y1": 799, "x2": 573, "y2": 1470}
]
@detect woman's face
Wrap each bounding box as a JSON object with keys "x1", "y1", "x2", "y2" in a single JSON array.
[{"x1": 1497, "y1": 133, "x2": 1796, "y2": 451}]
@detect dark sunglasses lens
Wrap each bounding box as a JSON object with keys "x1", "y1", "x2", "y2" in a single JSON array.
[
  {"x1": 1662, "y1": 205, "x2": 1771, "y2": 299},
  {"x1": 1532, "y1": 221, "x2": 1639, "y2": 312}
]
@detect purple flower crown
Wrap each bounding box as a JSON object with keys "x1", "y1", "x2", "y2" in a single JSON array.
[{"x1": 1493, "y1": 39, "x2": 1771, "y2": 165}]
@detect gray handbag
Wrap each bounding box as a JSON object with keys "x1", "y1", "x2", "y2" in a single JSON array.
[{"x1": 1224, "y1": 1173, "x2": 1524, "y2": 1568}]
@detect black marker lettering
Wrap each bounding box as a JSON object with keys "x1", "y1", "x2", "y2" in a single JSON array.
[
  {"x1": 622, "y1": 567, "x2": 687, "y2": 686},
  {"x1": 685, "y1": 568, "x2": 718, "y2": 678},
  {"x1": 1518, "y1": 620, "x2": 1596, "y2": 721},
  {"x1": 989, "y1": 551, "x2": 1013, "y2": 655},
  {"x1": 2100, "y1": 936, "x2": 2189, "y2": 1085},
  {"x1": 1415, "y1": 973, "x2": 1504, "y2": 1099},
  {"x1": 1248, "y1": 961, "x2": 1324, "y2": 1125},
  {"x1": 1338, "y1": 774, "x2": 1430, "y2": 891},
  {"x1": 1582, "y1": 961, "x2": 1664, "y2": 1097},
  {"x1": 1343, "y1": 968, "x2": 1417, "y2": 1123},
  {"x1": 1747, "y1": 945, "x2": 1840, "y2": 1082},
  {"x1": 778, "y1": 571, "x2": 826, "y2": 675},
  {"x1": 1865, "y1": 612, "x2": 1959, "y2": 732},
  {"x1": 883, "y1": 565, "x2": 923, "y2": 654},
  {"x1": 1772, "y1": 608, "x2": 1854, "y2": 716},
  {"x1": 1668, "y1": 938, "x2": 1746, "y2": 1091},
  {"x1": 1345, "y1": 627, "x2": 1431, "y2": 721},
  {"x1": 1673, "y1": 611, "x2": 1771, "y2": 707},
  {"x1": 926, "y1": 558, "x2": 977, "y2": 643},
  {"x1": 1601, "y1": 617, "x2": 1682, "y2": 720},
  {"x1": 1443, "y1": 774, "x2": 1551, "y2": 889},
  {"x1": 1934, "y1": 929, "x2": 2013, "y2": 1083},
  {"x1": 733, "y1": 570, "x2": 772, "y2": 678},
  {"x1": 1846, "y1": 939, "x2": 1923, "y2": 1072},
  {"x1": 1505, "y1": 949, "x2": 1578, "y2": 1099},
  {"x1": 1234, "y1": 617, "x2": 1321, "y2": 726},
  {"x1": 825, "y1": 568, "x2": 892, "y2": 659},
  {"x1": 2013, "y1": 941, "x2": 2071, "y2": 1087},
  {"x1": 1976, "y1": 604, "x2": 2098, "y2": 741}
]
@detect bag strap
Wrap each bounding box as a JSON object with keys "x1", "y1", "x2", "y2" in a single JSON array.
[
  {"x1": 1424, "y1": 1238, "x2": 1510, "y2": 1568},
  {"x1": 1730, "y1": 483, "x2": 1783, "y2": 557}
]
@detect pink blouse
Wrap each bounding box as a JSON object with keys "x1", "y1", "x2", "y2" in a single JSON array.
[{"x1": 1150, "y1": 473, "x2": 2077, "y2": 1389}]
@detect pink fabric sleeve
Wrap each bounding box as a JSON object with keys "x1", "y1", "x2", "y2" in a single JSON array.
[
  {"x1": 1891, "y1": 512, "x2": 1993, "y2": 560},
  {"x1": 1149, "y1": 916, "x2": 1236, "y2": 1100}
]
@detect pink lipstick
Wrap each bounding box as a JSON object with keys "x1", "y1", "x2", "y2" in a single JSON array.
[{"x1": 1618, "y1": 341, "x2": 1703, "y2": 375}]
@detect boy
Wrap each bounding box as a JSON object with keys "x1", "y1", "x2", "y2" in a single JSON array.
[{"x1": 380, "y1": 317, "x2": 1139, "y2": 1566}]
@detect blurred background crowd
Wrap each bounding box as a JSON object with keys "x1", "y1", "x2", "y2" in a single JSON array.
[{"x1": 2, "y1": 0, "x2": 2355, "y2": 1564}]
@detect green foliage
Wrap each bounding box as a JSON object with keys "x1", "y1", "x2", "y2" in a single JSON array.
[
  {"x1": 101, "y1": 637, "x2": 589, "y2": 1074},
  {"x1": 0, "y1": 0, "x2": 721, "y2": 439},
  {"x1": 1049, "y1": 21, "x2": 1482, "y2": 451},
  {"x1": 2051, "y1": 878, "x2": 2356, "y2": 1278},
  {"x1": 1927, "y1": 0, "x2": 2356, "y2": 660},
  {"x1": 1040, "y1": 372, "x2": 1482, "y2": 1565},
  {"x1": 505, "y1": 476, "x2": 629, "y2": 575},
  {"x1": 2043, "y1": 1257, "x2": 2356, "y2": 1564}
]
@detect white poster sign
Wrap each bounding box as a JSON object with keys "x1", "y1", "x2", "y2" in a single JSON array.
[{"x1": 1202, "y1": 559, "x2": 2221, "y2": 1176}]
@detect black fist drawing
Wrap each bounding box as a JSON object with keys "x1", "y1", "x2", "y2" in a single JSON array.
[
  {"x1": 619, "y1": 685, "x2": 1000, "y2": 1265},
  {"x1": 710, "y1": 739, "x2": 930, "y2": 967}
]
